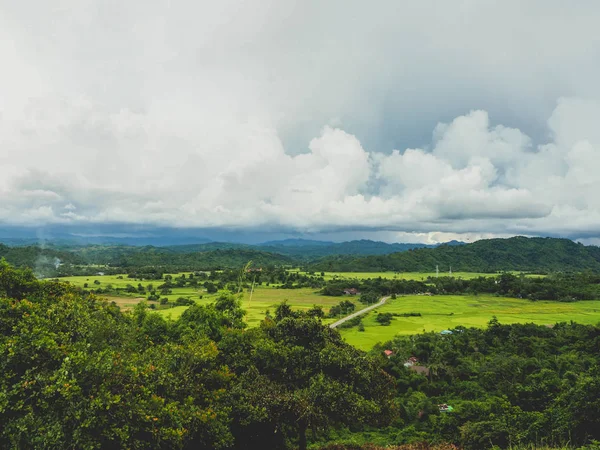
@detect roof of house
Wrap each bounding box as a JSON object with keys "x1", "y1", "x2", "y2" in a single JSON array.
[
  {"x1": 404, "y1": 356, "x2": 419, "y2": 367},
  {"x1": 384, "y1": 349, "x2": 393, "y2": 356}
]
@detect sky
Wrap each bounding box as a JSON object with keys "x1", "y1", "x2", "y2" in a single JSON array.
[{"x1": 2, "y1": 0, "x2": 600, "y2": 244}]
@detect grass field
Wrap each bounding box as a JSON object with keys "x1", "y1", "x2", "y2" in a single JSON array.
[
  {"x1": 60, "y1": 273, "x2": 199, "y2": 289},
  {"x1": 58, "y1": 272, "x2": 598, "y2": 351},
  {"x1": 58, "y1": 273, "x2": 347, "y2": 325},
  {"x1": 157, "y1": 286, "x2": 346, "y2": 326},
  {"x1": 340, "y1": 294, "x2": 600, "y2": 350},
  {"x1": 59, "y1": 273, "x2": 208, "y2": 305}
]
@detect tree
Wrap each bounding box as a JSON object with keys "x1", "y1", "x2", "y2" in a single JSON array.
[
  {"x1": 359, "y1": 291, "x2": 379, "y2": 305},
  {"x1": 0, "y1": 263, "x2": 233, "y2": 449},
  {"x1": 375, "y1": 312, "x2": 394, "y2": 326},
  {"x1": 226, "y1": 314, "x2": 396, "y2": 449}
]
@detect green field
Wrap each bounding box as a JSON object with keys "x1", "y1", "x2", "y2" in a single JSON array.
[
  {"x1": 58, "y1": 272, "x2": 599, "y2": 351},
  {"x1": 58, "y1": 273, "x2": 347, "y2": 326},
  {"x1": 156, "y1": 286, "x2": 347, "y2": 326},
  {"x1": 341, "y1": 294, "x2": 600, "y2": 350},
  {"x1": 59, "y1": 272, "x2": 210, "y2": 308}
]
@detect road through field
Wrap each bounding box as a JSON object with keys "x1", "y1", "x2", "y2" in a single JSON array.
[{"x1": 330, "y1": 296, "x2": 390, "y2": 328}]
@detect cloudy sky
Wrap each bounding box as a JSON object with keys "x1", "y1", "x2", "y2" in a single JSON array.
[{"x1": 2, "y1": 0, "x2": 600, "y2": 244}]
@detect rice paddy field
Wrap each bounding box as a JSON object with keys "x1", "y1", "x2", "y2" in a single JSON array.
[
  {"x1": 58, "y1": 272, "x2": 599, "y2": 351},
  {"x1": 341, "y1": 294, "x2": 600, "y2": 350},
  {"x1": 156, "y1": 286, "x2": 346, "y2": 326},
  {"x1": 58, "y1": 273, "x2": 347, "y2": 326}
]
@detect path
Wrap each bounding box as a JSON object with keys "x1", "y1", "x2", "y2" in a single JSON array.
[{"x1": 329, "y1": 296, "x2": 390, "y2": 328}]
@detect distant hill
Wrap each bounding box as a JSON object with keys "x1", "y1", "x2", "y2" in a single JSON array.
[
  {"x1": 163, "y1": 242, "x2": 251, "y2": 253},
  {"x1": 308, "y1": 237, "x2": 600, "y2": 273},
  {"x1": 257, "y1": 239, "x2": 436, "y2": 259},
  {"x1": 11, "y1": 237, "x2": 600, "y2": 274},
  {"x1": 161, "y1": 239, "x2": 440, "y2": 259},
  {"x1": 64, "y1": 245, "x2": 295, "y2": 269},
  {"x1": 259, "y1": 239, "x2": 336, "y2": 247}
]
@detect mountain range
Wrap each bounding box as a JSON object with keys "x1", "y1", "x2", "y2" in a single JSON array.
[{"x1": 4, "y1": 236, "x2": 600, "y2": 274}]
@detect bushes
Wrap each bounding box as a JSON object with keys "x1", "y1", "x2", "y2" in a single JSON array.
[
  {"x1": 338, "y1": 316, "x2": 363, "y2": 329},
  {"x1": 175, "y1": 297, "x2": 195, "y2": 306},
  {"x1": 360, "y1": 291, "x2": 379, "y2": 305},
  {"x1": 329, "y1": 300, "x2": 356, "y2": 318},
  {"x1": 375, "y1": 312, "x2": 394, "y2": 326}
]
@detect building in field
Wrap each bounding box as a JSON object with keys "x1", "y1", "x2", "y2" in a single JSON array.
[{"x1": 343, "y1": 288, "x2": 360, "y2": 295}]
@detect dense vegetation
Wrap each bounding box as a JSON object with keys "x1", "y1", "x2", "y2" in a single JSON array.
[
  {"x1": 0, "y1": 244, "x2": 295, "y2": 277},
  {"x1": 310, "y1": 237, "x2": 600, "y2": 273},
  {"x1": 0, "y1": 243, "x2": 83, "y2": 277},
  {"x1": 354, "y1": 321, "x2": 600, "y2": 449},
  {"x1": 0, "y1": 261, "x2": 393, "y2": 449},
  {"x1": 2, "y1": 260, "x2": 600, "y2": 448},
  {"x1": 67, "y1": 246, "x2": 296, "y2": 270}
]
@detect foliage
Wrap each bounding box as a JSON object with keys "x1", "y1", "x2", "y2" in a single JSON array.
[
  {"x1": 329, "y1": 300, "x2": 356, "y2": 318},
  {"x1": 360, "y1": 320, "x2": 600, "y2": 449},
  {"x1": 0, "y1": 262, "x2": 394, "y2": 449},
  {"x1": 375, "y1": 313, "x2": 394, "y2": 326}
]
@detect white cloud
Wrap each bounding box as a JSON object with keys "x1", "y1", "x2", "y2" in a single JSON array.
[{"x1": 2, "y1": 1, "x2": 600, "y2": 240}]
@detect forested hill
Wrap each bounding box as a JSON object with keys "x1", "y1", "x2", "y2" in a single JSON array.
[
  {"x1": 257, "y1": 239, "x2": 436, "y2": 259},
  {"x1": 309, "y1": 236, "x2": 600, "y2": 273},
  {"x1": 66, "y1": 246, "x2": 296, "y2": 269},
  {"x1": 0, "y1": 243, "x2": 83, "y2": 276},
  {"x1": 0, "y1": 244, "x2": 295, "y2": 274}
]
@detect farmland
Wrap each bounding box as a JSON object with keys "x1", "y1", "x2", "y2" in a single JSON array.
[
  {"x1": 58, "y1": 273, "x2": 347, "y2": 325},
  {"x1": 58, "y1": 272, "x2": 600, "y2": 351},
  {"x1": 156, "y1": 286, "x2": 346, "y2": 326},
  {"x1": 340, "y1": 294, "x2": 600, "y2": 350}
]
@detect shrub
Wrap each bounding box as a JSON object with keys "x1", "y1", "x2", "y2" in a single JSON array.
[{"x1": 375, "y1": 312, "x2": 394, "y2": 326}]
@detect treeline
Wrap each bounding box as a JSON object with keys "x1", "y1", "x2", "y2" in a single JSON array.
[
  {"x1": 0, "y1": 244, "x2": 296, "y2": 277},
  {"x1": 322, "y1": 273, "x2": 600, "y2": 301},
  {"x1": 310, "y1": 237, "x2": 600, "y2": 273},
  {"x1": 0, "y1": 261, "x2": 393, "y2": 449}
]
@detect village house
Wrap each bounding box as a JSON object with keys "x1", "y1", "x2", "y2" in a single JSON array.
[
  {"x1": 438, "y1": 404, "x2": 454, "y2": 413},
  {"x1": 403, "y1": 356, "x2": 419, "y2": 367},
  {"x1": 343, "y1": 288, "x2": 360, "y2": 295}
]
